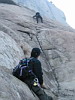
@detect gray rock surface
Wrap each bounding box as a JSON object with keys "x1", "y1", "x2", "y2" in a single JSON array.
[
  {"x1": 0, "y1": 31, "x2": 24, "y2": 69},
  {"x1": 0, "y1": 4, "x2": 75, "y2": 100}
]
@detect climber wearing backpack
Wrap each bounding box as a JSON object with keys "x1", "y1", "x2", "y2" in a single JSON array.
[
  {"x1": 25, "y1": 48, "x2": 53, "y2": 100},
  {"x1": 33, "y1": 12, "x2": 43, "y2": 23},
  {"x1": 13, "y1": 48, "x2": 53, "y2": 100}
]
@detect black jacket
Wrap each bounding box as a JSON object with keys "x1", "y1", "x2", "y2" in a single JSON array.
[{"x1": 29, "y1": 57, "x2": 43, "y2": 85}]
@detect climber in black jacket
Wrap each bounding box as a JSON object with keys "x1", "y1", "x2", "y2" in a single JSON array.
[
  {"x1": 29, "y1": 49, "x2": 43, "y2": 87},
  {"x1": 25, "y1": 48, "x2": 53, "y2": 100},
  {"x1": 33, "y1": 12, "x2": 43, "y2": 23}
]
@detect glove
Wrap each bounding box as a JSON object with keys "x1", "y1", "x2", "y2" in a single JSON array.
[{"x1": 41, "y1": 83, "x2": 47, "y2": 89}]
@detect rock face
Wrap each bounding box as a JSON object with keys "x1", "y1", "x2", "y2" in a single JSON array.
[
  {"x1": 0, "y1": 4, "x2": 75, "y2": 100},
  {"x1": 0, "y1": 31, "x2": 24, "y2": 69},
  {"x1": 13, "y1": 0, "x2": 67, "y2": 25}
]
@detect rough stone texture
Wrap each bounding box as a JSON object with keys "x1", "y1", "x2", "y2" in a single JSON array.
[
  {"x1": 0, "y1": 31, "x2": 24, "y2": 69},
  {"x1": 0, "y1": 4, "x2": 75, "y2": 100},
  {"x1": 37, "y1": 29, "x2": 75, "y2": 100}
]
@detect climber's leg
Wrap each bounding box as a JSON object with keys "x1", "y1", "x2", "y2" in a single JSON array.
[{"x1": 31, "y1": 85, "x2": 53, "y2": 100}]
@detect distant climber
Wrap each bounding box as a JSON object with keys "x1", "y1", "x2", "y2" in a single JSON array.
[
  {"x1": 13, "y1": 48, "x2": 53, "y2": 100},
  {"x1": 33, "y1": 12, "x2": 43, "y2": 23}
]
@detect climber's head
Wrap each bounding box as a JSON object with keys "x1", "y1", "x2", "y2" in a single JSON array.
[{"x1": 31, "y1": 48, "x2": 41, "y2": 58}]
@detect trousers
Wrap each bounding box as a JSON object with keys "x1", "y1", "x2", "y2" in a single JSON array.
[
  {"x1": 36, "y1": 16, "x2": 43, "y2": 23},
  {"x1": 24, "y1": 79, "x2": 53, "y2": 100}
]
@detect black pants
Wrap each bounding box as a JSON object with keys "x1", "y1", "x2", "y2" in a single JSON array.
[
  {"x1": 36, "y1": 16, "x2": 43, "y2": 23},
  {"x1": 24, "y1": 79, "x2": 53, "y2": 100},
  {"x1": 32, "y1": 85, "x2": 53, "y2": 100}
]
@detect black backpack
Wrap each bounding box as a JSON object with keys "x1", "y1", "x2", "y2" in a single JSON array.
[{"x1": 13, "y1": 58, "x2": 35, "y2": 81}]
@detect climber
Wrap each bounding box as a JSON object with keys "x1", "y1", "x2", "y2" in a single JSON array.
[
  {"x1": 13, "y1": 48, "x2": 53, "y2": 100},
  {"x1": 33, "y1": 12, "x2": 43, "y2": 23},
  {"x1": 24, "y1": 48, "x2": 53, "y2": 100}
]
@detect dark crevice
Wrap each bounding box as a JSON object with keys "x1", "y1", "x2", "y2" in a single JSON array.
[
  {"x1": 43, "y1": 47, "x2": 56, "y2": 50},
  {"x1": 17, "y1": 23, "x2": 25, "y2": 28},
  {"x1": 16, "y1": 23, "x2": 30, "y2": 29},
  {"x1": 17, "y1": 30, "x2": 33, "y2": 40},
  {"x1": 18, "y1": 30, "x2": 30, "y2": 36}
]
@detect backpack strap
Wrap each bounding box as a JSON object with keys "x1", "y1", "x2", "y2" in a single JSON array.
[
  {"x1": 20, "y1": 66, "x2": 26, "y2": 76},
  {"x1": 19, "y1": 58, "x2": 33, "y2": 77}
]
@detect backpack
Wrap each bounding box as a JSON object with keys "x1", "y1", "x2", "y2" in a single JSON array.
[{"x1": 13, "y1": 58, "x2": 35, "y2": 81}]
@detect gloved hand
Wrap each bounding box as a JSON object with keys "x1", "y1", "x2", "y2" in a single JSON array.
[{"x1": 41, "y1": 83, "x2": 47, "y2": 89}]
